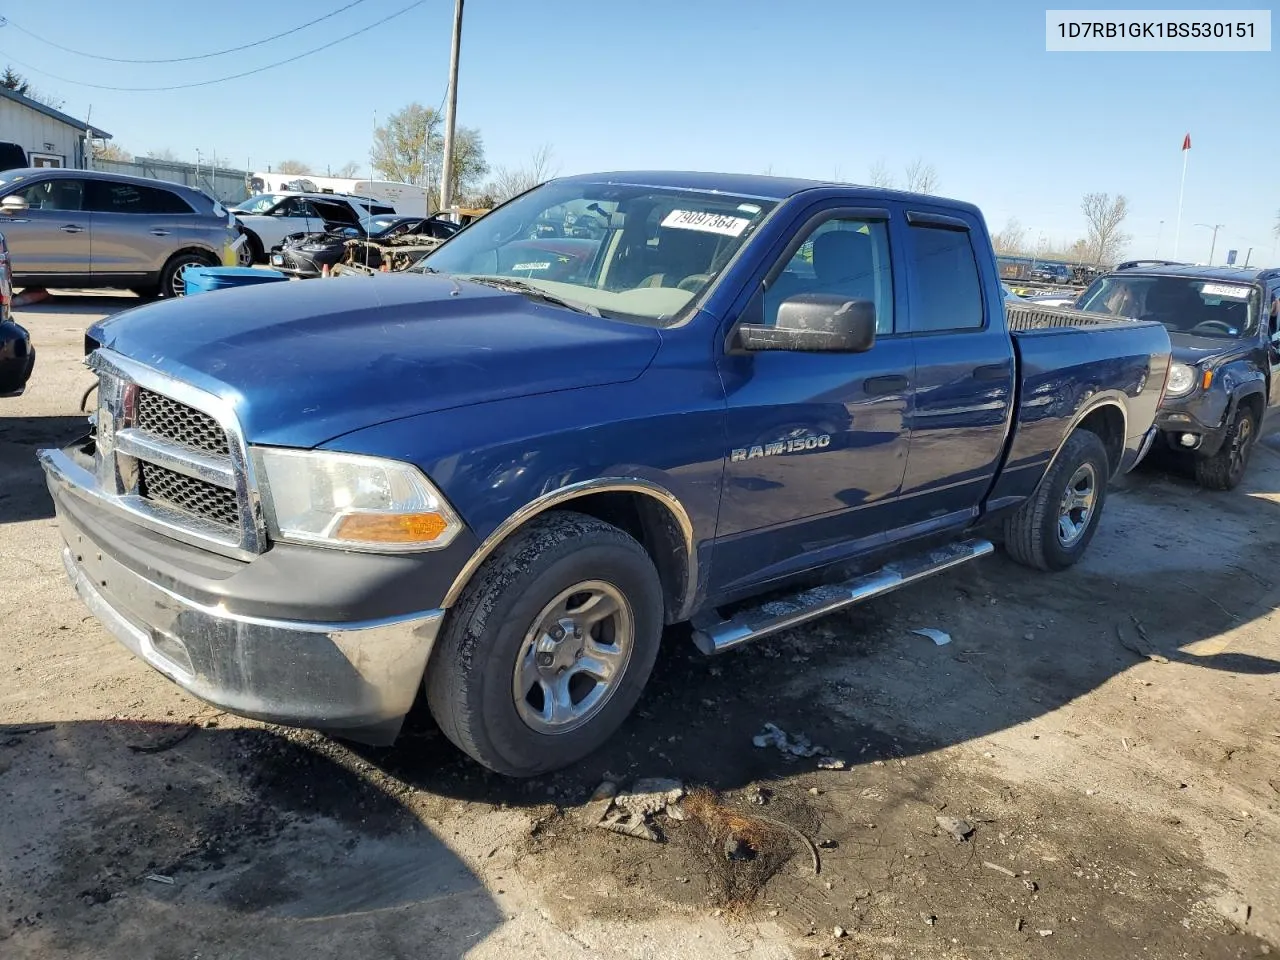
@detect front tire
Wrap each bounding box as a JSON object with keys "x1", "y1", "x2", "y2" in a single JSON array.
[
  {"x1": 426, "y1": 511, "x2": 664, "y2": 777},
  {"x1": 1003, "y1": 429, "x2": 1110, "y2": 572},
  {"x1": 1195, "y1": 405, "x2": 1256, "y2": 491}
]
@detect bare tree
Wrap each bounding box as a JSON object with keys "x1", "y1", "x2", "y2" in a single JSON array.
[
  {"x1": 904, "y1": 158, "x2": 939, "y2": 194},
  {"x1": 92, "y1": 142, "x2": 132, "y2": 162},
  {"x1": 276, "y1": 159, "x2": 312, "y2": 175},
  {"x1": 1081, "y1": 192, "x2": 1131, "y2": 265},
  {"x1": 335, "y1": 160, "x2": 362, "y2": 178},
  {"x1": 1273, "y1": 209, "x2": 1280, "y2": 239},
  {"x1": 991, "y1": 217, "x2": 1028, "y2": 255},
  {"x1": 144, "y1": 147, "x2": 181, "y2": 162},
  {"x1": 867, "y1": 159, "x2": 895, "y2": 188},
  {"x1": 482, "y1": 145, "x2": 559, "y2": 204}
]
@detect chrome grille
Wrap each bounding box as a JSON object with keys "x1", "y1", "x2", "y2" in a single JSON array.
[
  {"x1": 139, "y1": 462, "x2": 240, "y2": 527},
  {"x1": 89, "y1": 351, "x2": 264, "y2": 558},
  {"x1": 136, "y1": 388, "x2": 230, "y2": 456}
]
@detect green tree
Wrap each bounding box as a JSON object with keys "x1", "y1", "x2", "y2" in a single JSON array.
[
  {"x1": 1, "y1": 66, "x2": 30, "y2": 95},
  {"x1": 370, "y1": 103, "x2": 489, "y2": 208}
]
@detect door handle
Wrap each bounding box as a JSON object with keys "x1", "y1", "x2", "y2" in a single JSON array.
[
  {"x1": 60, "y1": 224, "x2": 85, "y2": 234},
  {"x1": 149, "y1": 229, "x2": 171, "y2": 237},
  {"x1": 973, "y1": 363, "x2": 1012, "y2": 381},
  {"x1": 864, "y1": 375, "x2": 910, "y2": 396}
]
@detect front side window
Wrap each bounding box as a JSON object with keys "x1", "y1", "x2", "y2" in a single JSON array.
[
  {"x1": 907, "y1": 224, "x2": 985, "y2": 332},
  {"x1": 763, "y1": 217, "x2": 895, "y2": 334},
  {"x1": 15, "y1": 178, "x2": 83, "y2": 211},
  {"x1": 235, "y1": 194, "x2": 284, "y2": 215},
  {"x1": 410, "y1": 181, "x2": 777, "y2": 323},
  {"x1": 1079, "y1": 275, "x2": 1258, "y2": 339}
]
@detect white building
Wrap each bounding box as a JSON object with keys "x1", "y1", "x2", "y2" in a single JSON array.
[{"x1": 0, "y1": 86, "x2": 110, "y2": 169}]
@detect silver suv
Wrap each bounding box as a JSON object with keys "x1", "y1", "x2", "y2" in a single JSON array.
[{"x1": 0, "y1": 168, "x2": 242, "y2": 298}]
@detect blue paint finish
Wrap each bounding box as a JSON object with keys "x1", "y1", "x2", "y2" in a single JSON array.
[
  {"x1": 87, "y1": 274, "x2": 661, "y2": 448},
  {"x1": 84, "y1": 171, "x2": 1173, "y2": 621}
]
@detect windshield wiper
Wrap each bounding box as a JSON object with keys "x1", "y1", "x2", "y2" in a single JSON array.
[{"x1": 463, "y1": 276, "x2": 601, "y2": 317}]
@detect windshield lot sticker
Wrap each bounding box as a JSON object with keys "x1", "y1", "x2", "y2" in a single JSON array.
[
  {"x1": 1200, "y1": 283, "x2": 1251, "y2": 299},
  {"x1": 512, "y1": 262, "x2": 551, "y2": 271},
  {"x1": 662, "y1": 209, "x2": 752, "y2": 237}
]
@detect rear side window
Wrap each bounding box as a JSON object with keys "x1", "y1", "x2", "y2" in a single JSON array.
[
  {"x1": 907, "y1": 224, "x2": 985, "y2": 332},
  {"x1": 87, "y1": 180, "x2": 193, "y2": 214}
]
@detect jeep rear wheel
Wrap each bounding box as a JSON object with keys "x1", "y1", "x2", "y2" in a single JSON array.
[{"x1": 425, "y1": 511, "x2": 664, "y2": 777}]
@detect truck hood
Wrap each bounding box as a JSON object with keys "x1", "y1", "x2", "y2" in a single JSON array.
[{"x1": 88, "y1": 274, "x2": 662, "y2": 447}]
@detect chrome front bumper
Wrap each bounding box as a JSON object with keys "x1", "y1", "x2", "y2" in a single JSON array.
[{"x1": 43, "y1": 447, "x2": 444, "y2": 743}]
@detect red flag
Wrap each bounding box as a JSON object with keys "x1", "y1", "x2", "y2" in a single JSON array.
[{"x1": 1182, "y1": 133, "x2": 1191, "y2": 151}]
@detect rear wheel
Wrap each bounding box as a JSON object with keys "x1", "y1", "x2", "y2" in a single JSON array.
[
  {"x1": 159, "y1": 252, "x2": 215, "y2": 299},
  {"x1": 1003, "y1": 429, "x2": 1110, "y2": 571},
  {"x1": 1195, "y1": 405, "x2": 1256, "y2": 491},
  {"x1": 426, "y1": 511, "x2": 664, "y2": 777},
  {"x1": 238, "y1": 231, "x2": 263, "y2": 267}
]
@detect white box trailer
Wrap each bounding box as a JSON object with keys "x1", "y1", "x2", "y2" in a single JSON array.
[{"x1": 247, "y1": 172, "x2": 429, "y2": 217}]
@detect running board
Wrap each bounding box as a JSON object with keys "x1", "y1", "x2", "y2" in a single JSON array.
[{"x1": 691, "y1": 538, "x2": 994, "y2": 655}]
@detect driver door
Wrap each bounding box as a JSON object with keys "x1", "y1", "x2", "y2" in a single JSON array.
[{"x1": 710, "y1": 206, "x2": 916, "y2": 595}]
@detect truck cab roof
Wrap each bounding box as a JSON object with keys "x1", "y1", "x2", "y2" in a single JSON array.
[{"x1": 553, "y1": 170, "x2": 984, "y2": 217}]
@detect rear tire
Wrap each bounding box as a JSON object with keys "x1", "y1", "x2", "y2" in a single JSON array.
[
  {"x1": 239, "y1": 232, "x2": 263, "y2": 267},
  {"x1": 426, "y1": 511, "x2": 664, "y2": 777},
  {"x1": 1194, "y1": 405, "x2": 1256, "y2": 491},
  {"x1": 1003, "y1": 429, "x2": 1110, "y2": 572},
  {"x1": 159, "y1": 252, "x2": 216, "y2": 299}
]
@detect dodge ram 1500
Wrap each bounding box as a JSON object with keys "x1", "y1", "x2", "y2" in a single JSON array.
[{"x1": 41, "y1": 171, "x2": 1172, "y2": 776}]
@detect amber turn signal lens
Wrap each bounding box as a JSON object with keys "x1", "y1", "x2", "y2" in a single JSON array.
[
  {"x1": 334, "y1": 512, "x2": 450, "y2": 544},
  {"x1": 1201, "y1": 369, "x2": 1214, "y2": 391}
]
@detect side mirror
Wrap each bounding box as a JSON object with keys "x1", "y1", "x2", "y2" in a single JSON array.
[
  {"x1": 734, "y1": 294, "x2": 877, "y2": 353},
  {"x1": 1, "y1": 195, "x2": 29, "y2": 215}
]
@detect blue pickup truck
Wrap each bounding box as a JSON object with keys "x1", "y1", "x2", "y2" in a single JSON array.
[{"x1": 40, "y1": 172, "x2": 1171, "y2": 776}]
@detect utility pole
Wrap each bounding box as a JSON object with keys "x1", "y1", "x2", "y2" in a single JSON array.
[
  {"x1": 1196, "y1": 223, "x2": 1224, "y2": 265},
  {"x1": 437, "y1": 0, "x2": 464, "y2": 215}
]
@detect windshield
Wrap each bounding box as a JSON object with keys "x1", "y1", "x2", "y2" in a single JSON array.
[
  {"x1": 410, "y1": 181, "x2": 777, "y2": 323},
  {"x1": 233, "y1": 194, "x2": 284, "y2": 214},
  {"x1": 1079, "y1": 275, "x2": 1259, "y2": 339}
]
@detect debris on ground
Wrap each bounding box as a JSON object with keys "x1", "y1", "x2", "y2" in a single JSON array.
[
  {"x1": 751, "y1": 722, "x2": 843, "y2": 769},
  {"x1": 1038, "y1": 929, "x2": 1054, "y2": 937},
  {"x1": 936, "y1": 815, "x2": 975, "y2": 842},
  {"x1": 589, "y1": 777, "x2": 684, "y2": 842},
  {"x1": 922, "y1": 912, "x2": 937, "y2": 925},
  {"x1": 748, "y1": 786, "x2": 771, "y2": 805},
  {"x1": 912, "y1": 627, "x2": 952, "y2": 646},
  {"x1": 598, "y1": 813, "x2": 660, "y2": 842},
  {"x1": 983, "y1": 860, "x2": 1017, "y2": 877},
  {"x1": 615, "y1": 778, "x2": 685, "y2": 817},
  {"x1": 725, "y1": 835, "x2": 755, "y2": 861},
  {"x1": 144, "y1": 874, "x2": 174, "y2": 885},
  {"x1": 816, "y1": 756, "x2": 848, "y2": 770},
  {"x1": 125, "y1": 723, "x2": 196, "y2": 754},
  {"x1": 832, "y1": 926, "x2": 846, "y2": 938}
]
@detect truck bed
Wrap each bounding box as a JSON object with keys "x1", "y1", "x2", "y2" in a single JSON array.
[{"x1": 1005, "y1": 301, "x2": 1141, "y2": 332}]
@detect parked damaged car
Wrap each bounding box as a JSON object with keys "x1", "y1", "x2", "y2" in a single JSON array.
[
  {"x1": 273, "y1": 215, "x2": 460, "y2": 278},
  {"x1": 0, "y1": 230, "x2": 34, "y2": 395},
  {"x1": 1077, "y1": 265, "x2": 1280, "y2": 489}
]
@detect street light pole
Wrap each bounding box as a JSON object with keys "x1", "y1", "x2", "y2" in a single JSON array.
[
  {"x1": 1196, "y1": 223, "x2": 1224, "y2": 265},
  {"x1": 437, "y1": 0, "x2": 465, "y2": 216}
]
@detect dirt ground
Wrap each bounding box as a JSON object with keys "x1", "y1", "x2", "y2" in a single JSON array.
[{"x1": 1, "y1": 292, "x2": 1277, "y2": 960}]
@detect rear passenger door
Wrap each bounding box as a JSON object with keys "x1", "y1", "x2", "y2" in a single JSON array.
[
  {"x1": 86, "y1": 179, "x2": 194, "y2": 278},
  {"x1": 895, "y1": 211, "x2": 1015, "y2": 536}
]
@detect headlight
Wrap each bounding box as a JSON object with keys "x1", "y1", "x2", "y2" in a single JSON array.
[
  {"x1": 1165, "y1": 362, "x2": 1197, "y2": 397},
  {"x1": 254, "y1": 448, "x2": 462, "y2": 552},
  {"x1": 299, "y1": 243, "x2": 331, "y2": 252}
]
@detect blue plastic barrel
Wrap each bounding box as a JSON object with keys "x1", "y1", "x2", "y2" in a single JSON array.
[{"x1": 184, "y1": 267, "x2": 290, "y2": 297}]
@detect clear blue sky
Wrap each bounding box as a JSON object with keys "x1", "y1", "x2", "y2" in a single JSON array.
[{"x1": 2, "y1": 0, "x2": 1276, "y2": 262}]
